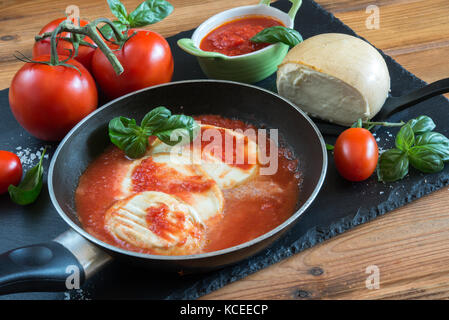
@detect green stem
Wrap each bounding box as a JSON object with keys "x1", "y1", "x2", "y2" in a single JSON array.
[
  {"x1": 36, "y1": 18, "x2": 125, "y2": 75},
  {"x1": 91, "y1": 17, "x2": 128, "y2": 43},
  {"x1": 363, "y1": 120, "x2": 405, "y2": 127},
  {"x1": 82, "y1": 23, "x2": 124, "y2": 75},
  {"x1": 50, "y1": 22, "x2": 63, "y2": 65}
]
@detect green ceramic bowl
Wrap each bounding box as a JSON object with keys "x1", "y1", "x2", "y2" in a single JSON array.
[{"x1": 177, "y1": 0, "x2": 301, "y2": 84}]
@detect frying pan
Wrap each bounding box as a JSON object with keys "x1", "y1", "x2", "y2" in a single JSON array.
[{"x1": 0, "y1": 80, "x2": 327, "y2": 295}]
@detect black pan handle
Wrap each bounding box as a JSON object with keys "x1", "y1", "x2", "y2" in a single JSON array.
[
  {"x1": 0, "y1": 241, "x2": 85, "y2": 295},
  {"x1": 375, "y1": 77, "x2": 449, "y2": 121},
  {"x1": 0, "y1": 230, "x2": 112, "y2": 295}
]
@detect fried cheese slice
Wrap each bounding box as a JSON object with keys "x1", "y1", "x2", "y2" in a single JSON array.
[
  {"x1": 148, "y1": 124, "x2": 259, "y2": 189},
  {"x1": 105, "y1": 191, "x2": 205, "y2": 255}
]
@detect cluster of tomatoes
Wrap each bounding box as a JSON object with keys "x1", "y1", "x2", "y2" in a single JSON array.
[
  {"x1": 9, "y1": 17, "x2": 174, "y2": 142},
  {"x1": 2, "y1": 17, "x2": 175, "y2": 195}
]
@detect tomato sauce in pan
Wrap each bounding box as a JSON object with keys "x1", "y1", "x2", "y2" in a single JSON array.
[
  {"x1": 200, "y1": 15, "x2": 284, "y2": 56},
  {"x1": 75, "y1": 115, "x2": 301, "y2": 255}
]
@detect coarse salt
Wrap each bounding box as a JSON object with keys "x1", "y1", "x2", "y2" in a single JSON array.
[{"x1": 15, "y1": 145, "x2": 50, "y2": 168}]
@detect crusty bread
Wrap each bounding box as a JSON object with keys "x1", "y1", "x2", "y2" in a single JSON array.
[{"x1": 276, "y1": 33, "x2": 390, "y2": 126}]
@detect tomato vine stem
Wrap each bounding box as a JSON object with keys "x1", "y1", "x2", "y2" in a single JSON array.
[{"x1": 34, "y1": 18, "x2": 126, "y2": 75}]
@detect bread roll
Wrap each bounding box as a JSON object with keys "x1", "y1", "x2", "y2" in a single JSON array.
[{"x1": 276, "y1": 33, "x2": 390, "y2": 126}]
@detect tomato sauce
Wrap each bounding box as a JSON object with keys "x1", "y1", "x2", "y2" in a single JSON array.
[
  {"x1": 146, "y1": 204, "x2": 185, "y2": 242},
  {"x1": 75, "y1": 115, "x2": 301, "y2": 255},
  {"x1": 132, "y1": 157, "x2": 215, "y2": 194},
  {"x1": 200, "y1": 15, "x2": 284, "y2": 56},
  {"x1": 197, "y1": 125, "x2": 253, "y2": 170}
]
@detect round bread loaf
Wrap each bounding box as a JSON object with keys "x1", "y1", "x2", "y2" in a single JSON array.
[{"x1": 276, "y1": 33, "x2": 390, "y2": 126}]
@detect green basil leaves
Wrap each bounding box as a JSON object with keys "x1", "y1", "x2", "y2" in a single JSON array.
[
  {"x1": 408, "y1": 146, "x2": 444, "y2": 173},
  {"x1": 8, "y1": 148, "x2": 46, "y2": 205},
  {"x1": 108, "y1": 0, "x2": 129, "y2": 24},
  {"x1": 101, "y1": 0, "x2": 173, "y2": 39},
  {"x1": 407, "y1": 115, "x2": 436, "y2": 134},
  {"x1": 250, "y1": 26, "x2": 303, "y2": 47},
  {"x1": 378, "y1": 116, "x2": 449, "y2": 182},
  {"x1": 108, "y1": 106, "x2": 199, "y2": 159},
  {"x1": 395, "y1": 124, "x2": 415, "y2": 152},
  {"x1": 128, "y1": 0, "x2": 174, "y2": 27},
  {"x1": 415, "y1": 132, "x2": 449, "y2": 161},
  {"x1": 378, "y1": 148, "x2": 409, "y2": 182}
]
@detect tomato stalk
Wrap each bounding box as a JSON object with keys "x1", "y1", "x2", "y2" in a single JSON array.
[
  {"x1": 34, "y1": 18, "x2": 126, "y2": 75},
  {"x1": 352, "y1": 118, "x2": 405, "y2": 131}
]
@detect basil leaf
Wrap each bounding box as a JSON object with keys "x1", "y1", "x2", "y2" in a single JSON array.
[
  {"x1": 250, "y1": 26, "x2": 303, "y2": 47},
  {"x1": 153, "y1": 114, "x2": 199, "y2": 146},
  {"x1": 99, "y1": 20, "x2": 128, "y2": 41},
  {"x1": 124, "y1": 133, "x2": 149, "y2": 159},
  {"x1": 378, "y1": 148, "x2": 409, "y2": 182},
  {"x1": 141, "y1": 106, "x2": 172, "y2": 134},
  {"x1": 408, "y1": 146, "x2": 444, "y2": 173},
  {"x1": 128, "y1": 0, "x2": 174, "y2": 28},
  {"x1": 108, "y1": 108, "x2": 198, "y2": 158},
  {"x1": 414, "y1": 131, "x2": 449, "y2": 161},
  {"x1": 326, "y1": 144, "x2": 334, "y2": 151},
  {"x1": 107, "y1": 0, "x2": 129, "y2": 24},
  {"x1": 407, "y1": 115, "x2": 436, "y2": 135},
  {"x1": 109, "y1": 116, "x2": 149, "y2": 158},
  {"x1": 395, "y1": 123, "x2": 415, "y2": 151},
  {"x1": 8, "y1": 149, "x2": 46, "y2": 205}
]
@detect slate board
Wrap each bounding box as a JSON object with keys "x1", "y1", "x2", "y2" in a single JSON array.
[{"x1": 1, "y1": 0, "x2": 449, "y2": 300}]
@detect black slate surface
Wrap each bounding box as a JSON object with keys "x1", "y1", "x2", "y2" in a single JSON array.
[{"x1": 1, "y1": 0, "x2": 449, "y2": 300}]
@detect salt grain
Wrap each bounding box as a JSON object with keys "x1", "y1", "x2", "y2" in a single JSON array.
[
  {"x1": 15, "y1": 145, "x2": 50, "y2": 168},
  {"x1": 63, "y1": 289, "x2": 90, "y2": 300}
]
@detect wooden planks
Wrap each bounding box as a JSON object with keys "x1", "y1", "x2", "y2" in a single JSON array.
[
  {"x1": 1, "y1": 0, "x2": 449, "y2": 88},
  {"x1": 0, "y1": 0, "x2": 449, "y2": 300},
  {"x1": 0, "y1": 0, "x2": 254, "y2": 89},
  {"x1": 203, "y1": 188, "x2": 449, "y2": 300}
]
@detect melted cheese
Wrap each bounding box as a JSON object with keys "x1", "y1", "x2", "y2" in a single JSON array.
[
  {"x1": 105, "y1": 191, "x2": 205, "y2": 255},
  {"x1": 148, "y1": 124, "x2": 259, "y2": 189},
  {"x1": 121, "y1": 153, "x2": 224, "y2": 222}
]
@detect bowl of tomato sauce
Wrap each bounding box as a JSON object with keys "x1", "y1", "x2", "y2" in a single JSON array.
[{"x1": 177, "y1": 0, "x2": 301, "y2": 83}]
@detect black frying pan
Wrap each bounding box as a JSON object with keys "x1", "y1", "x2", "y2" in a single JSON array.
[{"x1": 0, "y1": 80, "x2": 327, "y2": 295}]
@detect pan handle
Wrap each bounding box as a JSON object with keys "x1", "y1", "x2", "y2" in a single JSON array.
[
  {"x1": 0, "y1": 230, "x2": 112, "y2": 295},
  {"x1": 0, "y1": 241, "x2": 84, "y2": 294},
  {"x1": 375, "y1": 77, "x2": 449, "y2": 121}
]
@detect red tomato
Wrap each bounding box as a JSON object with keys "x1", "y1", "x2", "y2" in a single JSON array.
[
  {"x1": 0, "y1": 151, "x2": 23, "y2": 194},
  {"x1": 9, "y1": 55, "x2": 98, "y2": 141},
  {"x1": 333, "y1": 128, "x2": 379, "y2": 182},
  {"x1": 91, "y1": 29, "x2": 174, "y2": 100},
  {"x1": 33, "y1": 18, "x2": 96, "y2": 71}
]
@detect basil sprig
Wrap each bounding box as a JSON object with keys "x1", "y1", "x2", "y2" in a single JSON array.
[
  {"x1": 108, "y1": 106, "x2": 199, "y2": 159},
  {"x1": 8, "y1": 148, "x2": 46, "y2": 205},
  {"x1": 100, "y1": 0, "x2": 173, "y2": 39},
  {"x1": 378, "y1": 115, "x2": 449, "y2": 182},
  {"x1": 250, "y1": 26, "x2": 303, "y2": 47}
]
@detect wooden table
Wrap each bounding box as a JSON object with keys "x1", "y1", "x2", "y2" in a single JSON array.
[{"x1": 1, "y1": 0, "x2": 449, "y2": 300}]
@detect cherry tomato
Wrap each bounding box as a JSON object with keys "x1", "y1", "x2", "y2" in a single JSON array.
[
  {"x1": 91, "y1": 29, "x2": 174, "y2": 100},
  {"x1": 0, "y1": 151, "x2": 23, "y2": 194},
  {"x1": 33, "y1": 18, "x2": 96, "y2": 71},
  {"x1": 333, "y1": 128, "x2": 379, "y2": 182},
  {"x1": 9, "y1": 55, "x2": 98, "y2": 141}
]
